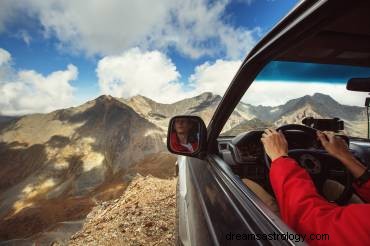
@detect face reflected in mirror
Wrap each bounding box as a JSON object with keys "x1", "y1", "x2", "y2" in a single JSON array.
[{"x1": 170, "y1": 117, "x2": 200, "y2": 154}]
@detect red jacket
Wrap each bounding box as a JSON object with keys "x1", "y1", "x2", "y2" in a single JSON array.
[
  {"x1": 270, "y1": 157, "x2": 370, "y2": 245},
  {"x1": 170, "y1": 132, "x2": 198, "y2": 153}
]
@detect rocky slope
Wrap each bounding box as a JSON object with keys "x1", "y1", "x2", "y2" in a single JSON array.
[
  {"x1": 69, "y1": 175, "x2": 176, "y2": 246},
  {"x1": 223, "y1": 118, "x2": 272, "y2": 136},
  {"x1": 122, "y1": 92, "x2": 222, "y2": 129},
  {"x1": 124, "y1": 92, "x2": 246, "y2": 131},
  {"x1": 0, "y1": 95, "x2": 168, "y2": 241}
]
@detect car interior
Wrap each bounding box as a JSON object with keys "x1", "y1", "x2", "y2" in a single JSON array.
[
  {"x1": 217, "y1": 125, "x2": 369, "y2": 209},
  {"x1": 212, "y1": 2, "x2": 370, "y2": 216}
]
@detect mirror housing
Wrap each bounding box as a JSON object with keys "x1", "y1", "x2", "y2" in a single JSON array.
[
  {"x1": 167, "y1": 115, "x2": 207, "y2": 158},
  {"x1": 346, "y1": 77, "x2": 370, "y2": 92}
]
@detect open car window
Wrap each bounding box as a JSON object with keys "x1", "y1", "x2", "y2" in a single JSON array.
[{"x1": 221, "y1": 61, "x2": 370, "y2": 138}]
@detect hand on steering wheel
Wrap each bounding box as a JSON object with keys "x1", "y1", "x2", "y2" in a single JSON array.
[
  {"x1": 261, "y1": 128, "x2": 288, "y2": 161},
  {"x1": 317, "y1": 131, "x2": 351, "y2": 160},
  {"x1": 261, "y1": 124, "x2": 353, "y2": 205}
]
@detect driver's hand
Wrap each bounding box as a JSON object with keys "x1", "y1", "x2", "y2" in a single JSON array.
[
  {"x1": 317, "y1": 131, "x2": 351, "y2": 160},
  {"x1": 317, "y1": 131, "x2": 368, "y2": 178},
  {"x1": 261, "y1": 128, "x2": 288, "y2": 162}
]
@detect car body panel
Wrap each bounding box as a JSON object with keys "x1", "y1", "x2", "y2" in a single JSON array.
[{"x1": 177, "y1": 154, "x2": 300, "y2": 245}]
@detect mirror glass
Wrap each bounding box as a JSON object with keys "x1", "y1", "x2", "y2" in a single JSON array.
[{"x1": 169, "y1": 117, "x2": 200, "y2": 154}]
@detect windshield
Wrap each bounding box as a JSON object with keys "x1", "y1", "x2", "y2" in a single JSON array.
[{"x1": 221, "y1": 61, "x2": 370, "y2": 138}]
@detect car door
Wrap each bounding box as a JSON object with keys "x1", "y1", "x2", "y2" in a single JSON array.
[{"x1": 178, "y1": 152, "x2": 298, "y2": 246}]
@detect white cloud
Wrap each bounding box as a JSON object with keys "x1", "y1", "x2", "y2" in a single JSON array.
[
  {"x1": 97, "y1": 48, "x2": 242, "y2": 102},
  {"x1": 0, "y1": 48, "x2": 78, "y2": 115},
  {"x1": 0, "y1": 48, "x2": 11, "y2": 66},
  {"x1": 189, "y1": 59, "x2": 242, "y2": 95},
  {"x1": 0, "y1": 48, "x2": 14, "y2": 81},
  {"x1": 0, "y1": 0, "x2": 259, "y2": 59},
  {"x1": 97, "y1": 48, "x2": 194, "y2": 103},
  {"x1": 0, "y1": 1, "x2": 19, "y2": 32},
  {"x1": 243, "y1": 81, "x2": 368, "y2": 107}
]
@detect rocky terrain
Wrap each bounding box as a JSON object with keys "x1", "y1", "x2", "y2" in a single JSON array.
[
  {"x1": 69, "y1": 174, "x2": 176, "y2": 246},
  {"x1": 0, "y1": 95, "x2": 171, "y2": 243},
  {"x1": 0, "y1": 91, "x2": 367, "y2": 244}
]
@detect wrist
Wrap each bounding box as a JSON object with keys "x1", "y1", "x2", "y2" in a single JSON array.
[
  {"x1": 354, "y1": 168, "x2": 370, "y2": 186},
  {"x1": 271, "y1": 153, "x2": 288, "y2": 162},
  {"x1": 337, "y1": 153, "x2": 356, "y2": 165}
]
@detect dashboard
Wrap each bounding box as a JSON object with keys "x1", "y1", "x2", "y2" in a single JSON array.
[
  {"x1": 219, "y1": 130, "x2": 353, "y2": 165},
  {"x1": 217, "y1": 129, "x2": 370, "y2": 196},
  {"x1": 229, "y1": 130, "x2": 320, "y2": 163},
  {"x1": 217, "y1": 130, "x2": 369, "y2": 191}
]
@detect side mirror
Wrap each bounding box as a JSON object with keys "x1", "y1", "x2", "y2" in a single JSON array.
[
  {"x1": 346, "y1": 77, "x2": 370, "y2": 92},
  {"x1": 167, "y1": 115, "x2": 207, "y2": 158}
]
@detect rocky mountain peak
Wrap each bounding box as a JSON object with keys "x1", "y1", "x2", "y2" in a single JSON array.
[
  {"x1": 194, "y1": 92, "x2": 221, "y2": 102},
  {"x1": 312, "y1": 92, "x2": 340, "y2": 105},
  {"x1": 128, "y1": 95, "x2": 154, "y2": 104},
  {"x1": 289, "y1": 93, "x2": 339, "y2": 107},
  {"x1": 96, "y1": 94, "x2": 114, "y2": 101},
  {"x1": 93, "y1": 94, "x2": 126, "y2": 107}
]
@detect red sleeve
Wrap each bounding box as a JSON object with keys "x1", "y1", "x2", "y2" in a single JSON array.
[
  {"x1": 354, "y1": 180, "x2": 370, "y2": 203},
  {"x1": 270, "y1": 157, "x2": 370, "y2": 245}
]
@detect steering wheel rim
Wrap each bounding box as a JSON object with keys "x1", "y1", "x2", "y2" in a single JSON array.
[
  {"x1": 263, "y1": 124, "x2": 353, "y2": 205},
  {"x1": 264, "y1": 124, "x2": 318, "y2": 169}
]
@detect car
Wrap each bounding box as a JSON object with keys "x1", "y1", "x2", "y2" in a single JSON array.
[{"x1": 167, "y1": 1, "x2": 370, "y2": 245}]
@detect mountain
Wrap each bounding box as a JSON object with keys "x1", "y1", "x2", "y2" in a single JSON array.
[
  {"x1": 0, "y1": 92, "x2": 367, "y2": 243},
  {"x1": 223, "y1": 118, "x2": 273, "y2": 136},
  {"x1": 232, "y1": 93, "x2": 366, "y2": 138},
  {"x1": 0, "y1": 116, "x2": 19, "y2": 123},
  {"x1": 123, "y1": 92, "x2": 222, "y2": 129},
  {"x1": 0, "y1": 95, "x2": 169, "y2": 241},
  {"x1": 124, "y1": 92, "x2": 246, "y2": 131}
]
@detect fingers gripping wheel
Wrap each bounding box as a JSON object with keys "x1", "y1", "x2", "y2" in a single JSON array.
[
  {"x1": 263, "y1": 124, "x2": 353, "y2": 205},
  {"x1": 263, "y1": 124, "x2": 318, "y2": 169}
]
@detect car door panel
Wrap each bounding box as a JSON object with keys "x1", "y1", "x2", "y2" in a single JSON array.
[{"x1": 181, "y1": 155, "x2": 294, "y2": 245}]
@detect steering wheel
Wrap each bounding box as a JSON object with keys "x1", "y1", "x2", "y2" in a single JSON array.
[{"x1": 263, "y1": 124, "x2": 353, "y2": 205}]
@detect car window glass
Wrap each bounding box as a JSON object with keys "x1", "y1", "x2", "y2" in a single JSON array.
[{"x1": 220, "y1": 61, "x2": 370, "y2": 138}]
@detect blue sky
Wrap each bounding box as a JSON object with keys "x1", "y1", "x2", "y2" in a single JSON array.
[
  {"x1": 3, "y1": 0, "x2": 365, "y2": 115},
  {"x1": 1, "y1": 0, "x2": 369, "y2": 115}
]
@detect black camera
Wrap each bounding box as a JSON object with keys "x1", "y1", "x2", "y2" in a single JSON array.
[{"x1": 302, "y1": 117, "x2": 344, "y2": 132}]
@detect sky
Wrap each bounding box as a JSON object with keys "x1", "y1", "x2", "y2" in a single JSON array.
[{"x1": 0, "y1": 0, "x2": 368, "y2": 116}]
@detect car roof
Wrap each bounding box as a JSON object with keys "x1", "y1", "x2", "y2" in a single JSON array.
[{"x1": 247, "y1": 0, "x2": 370, "y2": 68}]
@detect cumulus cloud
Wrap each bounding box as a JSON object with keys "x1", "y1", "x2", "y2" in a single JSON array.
[
  {"x1": 97, "y1": 48, "x2": 194, "y2": 103},
  {"x1": 0, "y1": 48, "x2": 11, "y2": 66},
  {"x1": 189, "y1": 59, "x2": 242, "y2": 95},
  {"x1": 0, "y1": 0, "x2": 260, "y2": 59},
  {"x1": 243, "y1": 81, "x2": 368, "y2": 107},
  {"x1": 0, "y1": 48, "x2": 78, "y2": 115},
  {"x1": 97, "y1": 48, "x2": 242, "y2": 102}
]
